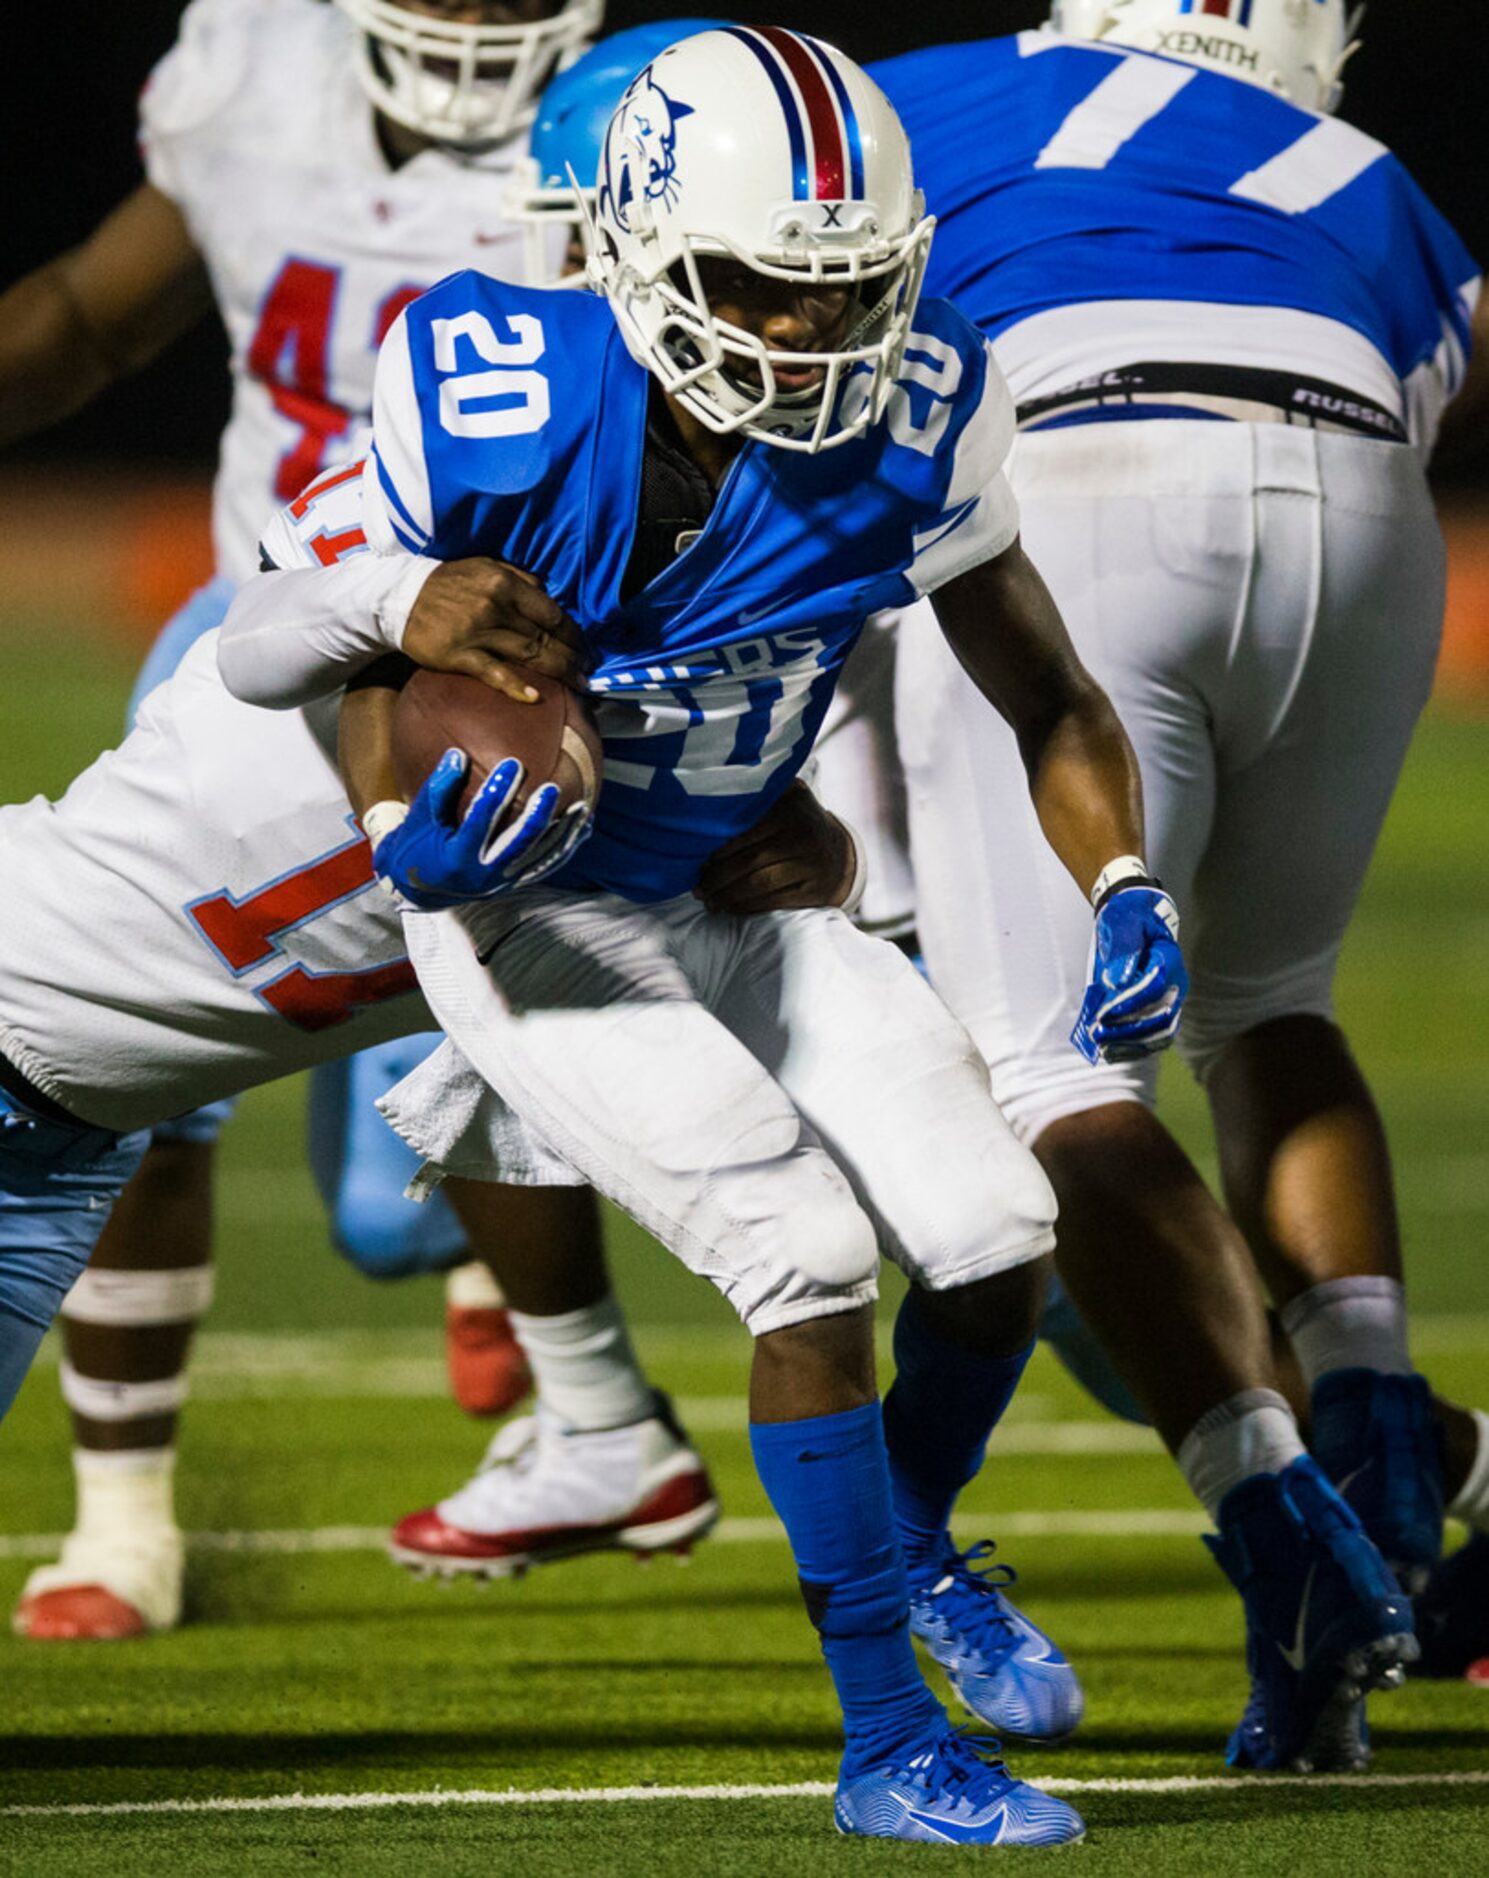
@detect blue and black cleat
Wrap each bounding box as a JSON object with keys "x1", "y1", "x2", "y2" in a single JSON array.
[
  {"x1": 1311, "y1": 1368, "x2": 1443, "y2": 1594},
  {"x1": 1206, "y1": 1455, "x2": 1417, "y2": 1772}
]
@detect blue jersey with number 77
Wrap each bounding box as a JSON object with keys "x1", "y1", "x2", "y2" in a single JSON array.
[
  {"x1": 358, "y1": 271, "x2": 1018, "y2": 903},
  {"x1": 870, "y1": 33, "x2": 1477, "y2": 442}
]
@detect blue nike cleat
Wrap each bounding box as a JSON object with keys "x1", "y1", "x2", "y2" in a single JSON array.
[
  {"x1": 1206, "y1": 1455, "x2": 1417, "y2": 1772},
  {"x1": 1311, "y1": 1368, "x2": 1443, "y2": 1594},
  {"x1": 908, "y1": 1540, "x2": 1084, "y2": 1742},
  {"x1": 835, "y1": 1726, "x2": 1085, "y2": 1845},
  {"x1": 1412, "y1": 1529, "x2": 1489, "y2": 1679}
]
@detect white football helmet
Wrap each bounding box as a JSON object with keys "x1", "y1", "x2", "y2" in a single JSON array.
[
  {"x1": 335, "y1": 0, "x2": 604, "y2": 148},
  {"x1": 1048, "y1": 0, "x2": 1363, "y2": 113},
  {"x1": 584, "y1": 27, "x2": 935, "y2": 453},
  {"x1": 508, "y1": 21, "x2": 724, "y2": 284}
]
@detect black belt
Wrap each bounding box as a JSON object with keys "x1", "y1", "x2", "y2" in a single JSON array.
[
  {"x1": 1016, "y1": 362, "x2": 1409, "y2": 444},
  {"x1": 0, "y1": 1049, "x2": 91, "y2": 1128}
]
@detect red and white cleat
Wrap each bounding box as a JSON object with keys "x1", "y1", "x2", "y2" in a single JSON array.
[
  {"x1": 13, "y1": 1530, "x2": 183, "y2": 1641},
  {"x1": 390, "y1": 1395, "x2": 719, "y2": 1580},
  {"x1": 444, "y1": 1264, "x2": 533, "y2": 1419},
  {"x1": 1468, "y1": 1659, "x2": 1489, "y2": 1688},
  {"x1": 14, "y1": 1585, "x2": 149, "y2": 1641}
]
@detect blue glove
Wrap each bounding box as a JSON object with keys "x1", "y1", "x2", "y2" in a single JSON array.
[
  {"x1": 373, "y1": 749, "x2": 591, "y2": 911},
  {"x1": 1070, "y1": 885, "x2": 1189, "y2": 1065}
]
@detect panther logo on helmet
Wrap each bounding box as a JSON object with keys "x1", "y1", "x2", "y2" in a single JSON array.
[
  {"x1": 584, "y1": 27, "x2": 934, "y2": 454},
  {"x1": 600, "y1": 66, "x2": 695, "y2": 233}
]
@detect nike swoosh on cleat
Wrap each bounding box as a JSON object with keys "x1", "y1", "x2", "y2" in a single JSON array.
[
  {"x1": 906, "y1": 1807, "x2": 1006, "y2": 1845},
  {"x1": 1279, "y1": 1563, "x2": 1319, "y2": 1673},
  {"x1": 1335, "y1": 1459, "x2": 1373, "y2": 1497}
]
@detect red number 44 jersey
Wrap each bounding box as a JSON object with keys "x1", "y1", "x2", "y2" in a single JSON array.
[{"x1": 141, "y1": 0, "x2": 546, "y2": 582}]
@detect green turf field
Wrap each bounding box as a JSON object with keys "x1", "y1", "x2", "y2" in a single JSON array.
[{"x1": 0, "y1": 617, "x2": 1485, "y2": 1873}]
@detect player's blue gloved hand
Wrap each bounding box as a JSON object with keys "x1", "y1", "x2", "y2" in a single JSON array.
[
  {"x1": 371, "y1": 748, "x2": 591, "y2": 911},
  {"x1": 1070, "y1": 884, "x2": 1189, "y2": 1065}
]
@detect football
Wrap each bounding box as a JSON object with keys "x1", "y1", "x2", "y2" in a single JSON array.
[{"x1": 390, "y1": 669, "x2": 602, "y2": 823}]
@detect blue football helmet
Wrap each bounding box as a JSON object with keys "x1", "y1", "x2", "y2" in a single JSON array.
[{"x1": 508, "y1": 20, "x2": 726, "y2": 283}]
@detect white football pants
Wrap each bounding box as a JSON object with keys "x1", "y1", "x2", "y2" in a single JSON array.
[
  {"x1": 813, "y1": 611, "x2": 916, "y2": 941},
  {"x1": 899, "y1": 421, "x2": 1445, "y2": 1143},
  {"x1": 386, "y1": 893, "x2": 1056, "y2": 1336}
]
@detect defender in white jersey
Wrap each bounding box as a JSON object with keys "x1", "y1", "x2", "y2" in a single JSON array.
[
  {"x1": 863, "y1": 0, "x2": 1489, "y2": 1758},
  {"x1": 0, "y1": 597, "x2": 891, "y2": 1484},
  {"x1": 0, "y1": 0, "x2": 646, "y2": 1642}
]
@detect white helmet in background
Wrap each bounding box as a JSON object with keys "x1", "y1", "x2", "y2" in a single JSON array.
[
  {"x1": 585, "y1": 26, "x2": 935, "y2": 453},
  {"x1": 1048, "y1": 0, "x2": 1363, "y2": 114},
  {"x1": 335, "y1": 0, "x2": 604, "y2": 148}
]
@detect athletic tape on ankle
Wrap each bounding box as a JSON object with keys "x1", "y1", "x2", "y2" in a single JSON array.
[
  {"x1": 73, "y1": 1444, "x2": 178, "y2": 1477},
  {"x1": 62, "y1": 1263, "x2": 215, "y2": 1327},
  {"x1": 60, "y1": 1361, "x2": 188, "y2": 1422}
]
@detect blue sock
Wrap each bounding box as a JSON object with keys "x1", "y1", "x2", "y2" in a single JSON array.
[
  {"x1": 751, "y1": 1401, "x2": 944, "y2": 1775},
  {"x1": 883, "y1": 1289, "x2": 1036, "y2": 1576}
]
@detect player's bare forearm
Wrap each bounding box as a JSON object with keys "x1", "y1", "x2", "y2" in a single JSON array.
[
  {"x1": 694, "y1": 781, "x2": 859, "y2": 915},
  {"x1": 1021, "y1": 694, "x2": 1145, "y2": 899},
  {"x1": 0, "y1": 270, "x2": 118, "y2": 445},
  {"x1": 933, "y1": 540, "x2": 1146, "y2": 899},
  {"x1": 0, "y1": 186, "x2": 211, "y2": 449},
  {"x1": 337, "y1": 661, "x2": 410, "y2": 825}
]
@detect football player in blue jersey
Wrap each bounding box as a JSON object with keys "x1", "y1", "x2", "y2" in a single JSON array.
[
  {"x1": 215, "y1": 22, "x2": 1407, "y2": 1832},
  {"x1": 854, "y1": 0, "x2": 1488, "y2": 1758},
  {"x1": 387, "y1": 12, "x2": 1464, "y2": 1758}
]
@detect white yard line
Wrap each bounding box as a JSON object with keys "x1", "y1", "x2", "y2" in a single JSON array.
[
  {"x1": 6, "y1": 1770, "x2": 1488, "y2": 1819},
  {"x1": 0, "y1": 1508, "x2": 1212, "y2": 1562},
  {"x1": 26, "y1": 1311, "x2": 1489, "y2": 1383}
]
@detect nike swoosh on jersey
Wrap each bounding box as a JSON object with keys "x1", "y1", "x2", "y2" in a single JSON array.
[
  {"x1": 1278, "y1": 1563, "x2": 1320, "y2": 1672},
  {"x1": 737, "y1": 591, "x2": 809, "y2": 626}
]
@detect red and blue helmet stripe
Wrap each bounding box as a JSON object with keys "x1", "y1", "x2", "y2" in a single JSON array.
[
  {"x1": 724, "y1": 26, "x2": 865, "y2": 203},
  {"x1": 1178, "y1": 0, "x2": 1256, "y2": 23}
]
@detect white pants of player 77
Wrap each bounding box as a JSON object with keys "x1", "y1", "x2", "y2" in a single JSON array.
[
  {"x1": 898, "y1": 421, "x2": 1445, "y2": 1139},
  {"x1": 381, "y1": 894, "x2": 1056, "y2": 1335}
]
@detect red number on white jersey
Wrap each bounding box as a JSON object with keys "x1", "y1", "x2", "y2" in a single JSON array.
[
  {"x1": 247, "y1": 266, "x2": 430, "y2": 501},
  {"x1": 187, "y1": 834, "x2": 416, "y2": 1033}
]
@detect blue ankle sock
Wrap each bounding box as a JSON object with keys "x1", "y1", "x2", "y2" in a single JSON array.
[
  {"x1": 751, "y1": 1401, "x2": 944, "y2": 1775},
  {"x1": 883, "y1": 1291, "x2": 1035, "y2": 1575}
]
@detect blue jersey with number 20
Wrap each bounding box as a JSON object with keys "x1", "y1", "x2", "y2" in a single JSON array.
[{"x1": 363, "y1": 273, "x2": 1017, "y2": 903}]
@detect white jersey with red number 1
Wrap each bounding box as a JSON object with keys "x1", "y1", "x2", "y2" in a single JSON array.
[
  {"x1": 141, "y1": 0, "x2": 544, "y2": 583},
  {"x1": 0, "y1": 629, "x2": 428, "y2": 1135}
]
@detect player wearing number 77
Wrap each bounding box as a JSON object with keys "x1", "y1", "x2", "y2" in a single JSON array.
[{"x1": 216, "y1": 27, "x2": 1194, "y2": 1844}]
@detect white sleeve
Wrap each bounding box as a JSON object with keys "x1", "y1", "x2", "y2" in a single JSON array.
[
  {"x1": 217, "y1": 559, "x2": 437, "y2": 708},
  {"x1": 137, "y1": 0, "x2": 254, "y2": 202},
  {"x1": 218, "y1": 312, "x2": 446, "y2": 706},
  {"x1": 216, "y1": 451, "x2": 438, "y2": 708},
  {"x1": 906, "y1": 342, "x2": 1021, "y2": 597}
]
